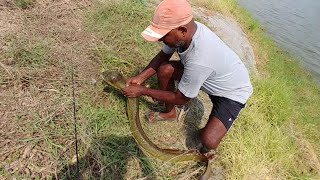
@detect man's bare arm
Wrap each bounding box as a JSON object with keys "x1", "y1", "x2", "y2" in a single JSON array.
[
  {"x1": 123, "y1": 84, "x2": 190, "y2": 105},
  {"x1": 143, "y1": 88, "x2": 190, "y2": 105},
  {"x1": 131, "y1": 50, "x2": 173, "y2": 84}
]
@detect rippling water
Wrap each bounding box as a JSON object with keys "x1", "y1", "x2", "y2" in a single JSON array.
[{"x1": 238, "y1": 0, "x2": 320, "y2": 82}]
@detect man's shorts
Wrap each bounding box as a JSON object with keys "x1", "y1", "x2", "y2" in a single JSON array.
[{"x1": 209, "y1": 95, "x2": 245, "y2": 130}]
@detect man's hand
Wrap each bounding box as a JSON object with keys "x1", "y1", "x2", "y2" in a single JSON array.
[
  {"x1": 122, "y1": 84, "x2": 145, "y2": 98},
  {"x1": 126, "y1": 76, "x2": 144, "y2": 86}
]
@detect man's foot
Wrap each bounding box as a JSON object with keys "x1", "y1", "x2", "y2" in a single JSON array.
[
  {"x1": 200, "y1": 146, "x2": 216, "y2": 160},
  {"x1": 148, "y1": 110, "x2": 177, "y2": 123}
]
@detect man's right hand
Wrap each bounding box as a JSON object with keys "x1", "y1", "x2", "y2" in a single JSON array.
[{"x1": 126, "y1": 76, "x2": 144, "y2": 86}]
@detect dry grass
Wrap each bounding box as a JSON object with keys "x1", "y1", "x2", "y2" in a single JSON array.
[{"x1": 0, "y1": 0, "x2": 99, "y2": 178}]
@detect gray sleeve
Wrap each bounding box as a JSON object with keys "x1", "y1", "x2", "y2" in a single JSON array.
[
  {"x1": 178, "y1": 63, "x2": 213, "y2": 98},
  {"x1": 162, "y1": 44, "x2": 176, "y2": 54}
]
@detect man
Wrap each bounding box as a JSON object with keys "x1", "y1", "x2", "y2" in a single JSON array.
[{"x1": 123, "y1": 0, "x2": 253, "y2": 153}]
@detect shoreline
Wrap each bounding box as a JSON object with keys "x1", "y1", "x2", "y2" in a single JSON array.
[
  {"x1": 192, "y1": 0, "x2": 318, "y2": 81},
  {"x1": 237, "y1": 0, "x2": 320, "y2": 84}
]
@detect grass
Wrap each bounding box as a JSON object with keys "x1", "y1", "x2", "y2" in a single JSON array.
[
  {"x1": 191, "y1": 0, "x2": 320, "y2": 179},
  {"x1": 14, "y1": 0, "x2": 33, "y2": 9},
  {"x1": 78, "y1": 0, "x2": 320, "y2": 179},
  {"x1": 0, "y1": 5, "x2": 85, "y2": 178},
  {"x1": 3, "y1": 34, "x2": 52, "y2": 68},
  {"x1": 74, "y1": 1, "x2": 207, "y2": 178},
  {"x1": 1, "y1": 0, "x2": 319, "y2": 179},
  {"x1": 86, "y1": 0, "x2": 160, "y2": 77}
]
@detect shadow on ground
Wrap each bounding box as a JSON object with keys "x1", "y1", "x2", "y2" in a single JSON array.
[
  {"x1": 183, "y1": 98, "x2": 206, "y2": 150},
  {"x1": 55, "y1": 135, "x2": 155, "y2": 180}
]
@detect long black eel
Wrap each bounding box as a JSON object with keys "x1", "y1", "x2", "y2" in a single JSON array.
[{"x1": 102, "y1": 70, "x2": 211, "y2": 180}]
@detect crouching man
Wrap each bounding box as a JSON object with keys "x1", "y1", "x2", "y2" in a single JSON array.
[{"x1": 123, "y1": 0, "x2": 253, "y2": 155}]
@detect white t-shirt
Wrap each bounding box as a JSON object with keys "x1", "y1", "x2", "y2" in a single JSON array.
[{"x1": 162, "y1": 22, "x2": 253, "y2": 104}]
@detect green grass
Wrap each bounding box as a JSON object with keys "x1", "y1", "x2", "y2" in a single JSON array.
[
  {"x1": 3, "y1": 35, "x2": 52, "y2": 68},
  {"x1": 75, "y1": 1, "x2": 205, "y2": 178},
  {"x1": 70, "y1": 0, "x2": 320, "y2": 179},
  {"x1": 192, "y1": 0, "x2": 320, "y2": 179},
  {"x1": 85, "y1": 0, "x2": 160, "y2": 77},
  {"x1": 14, "y1": 0, "x2": 33, "y2": 9},
  {"x1": 66, "y1": 87, "x2": 157, "y2": 179}
]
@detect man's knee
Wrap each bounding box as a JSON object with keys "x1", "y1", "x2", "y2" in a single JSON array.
[{"x1": 157, "y1": 63, "x2": 175, "y2": 78}]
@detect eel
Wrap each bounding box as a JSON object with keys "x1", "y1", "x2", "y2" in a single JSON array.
[{"x1": 102, "y1": 70, "x2": 211, "y2": 180}]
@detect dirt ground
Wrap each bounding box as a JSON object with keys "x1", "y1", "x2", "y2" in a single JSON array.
[{"x1": 0, "y1": 0, "x2": 101, "y2": 178}]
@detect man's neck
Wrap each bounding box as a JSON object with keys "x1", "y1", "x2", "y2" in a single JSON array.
[{"x1": 181, "y1": 22, "x2": 197, "y2": 51}]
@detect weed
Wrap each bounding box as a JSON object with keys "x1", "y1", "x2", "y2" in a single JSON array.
[
  {"x1": 14, "y1": 0, "x2": 33, "y2": 9},
  {"x1": 5, "y1": 35, "x2": 52, "y2": 68},
  {"x1": 86, "y1": 0, "x2": 160, "y2": 77}
]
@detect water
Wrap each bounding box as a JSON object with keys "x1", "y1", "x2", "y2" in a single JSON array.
[{"x1": 238, "y1": 0, "x2": 320, "y2": 82}]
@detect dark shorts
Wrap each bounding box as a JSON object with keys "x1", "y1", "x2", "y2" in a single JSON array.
[{"x1": 209, "y1": 95, "x2": 245, "y2": 130}]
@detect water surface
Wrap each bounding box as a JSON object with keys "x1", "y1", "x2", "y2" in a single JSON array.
[{"x1": 238, "y1": 0, "x2": 320, "y2": 82}]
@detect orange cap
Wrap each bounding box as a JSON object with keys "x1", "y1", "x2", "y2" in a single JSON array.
[{"x1": 141, "y1": 0, "x2": 193, "y2": 41}]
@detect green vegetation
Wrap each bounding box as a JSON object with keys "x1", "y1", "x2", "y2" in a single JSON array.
[
  {"x1": 193, "y1": 0, "x2": 320, "y2": 179},
  {"x1": 72, "y1": 1, "x2": 204, "y2": 178},
  {"x1": 4, "y1": 35, "x2": 51, "y2": 68},
  {"x1": 86, "y1": 0, "x2": 159, "y2": 77},
  {"x1": 14, "y1": 0, "x2": 33, "y2": 9},
  {"x1": 77, "y1": 0, "x2": 320, "y2": 179}
]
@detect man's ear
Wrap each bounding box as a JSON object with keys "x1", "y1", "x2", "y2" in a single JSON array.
[{"x1": 177, "y1": 26, "x2": 188, "y2": 35}]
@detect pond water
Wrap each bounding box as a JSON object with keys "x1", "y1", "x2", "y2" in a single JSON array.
[{"x1": 238, "y1": 0, "x2": 320, "y2": 83}]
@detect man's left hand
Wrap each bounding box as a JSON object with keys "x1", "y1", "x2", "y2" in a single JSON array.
[{"x1": 122, "y1": 84, "x2": 145, "y2": 98}]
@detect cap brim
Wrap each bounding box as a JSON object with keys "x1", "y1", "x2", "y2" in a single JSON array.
[{"x1": 141, "y1": 24, "x2": 171, "y2": 41}]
